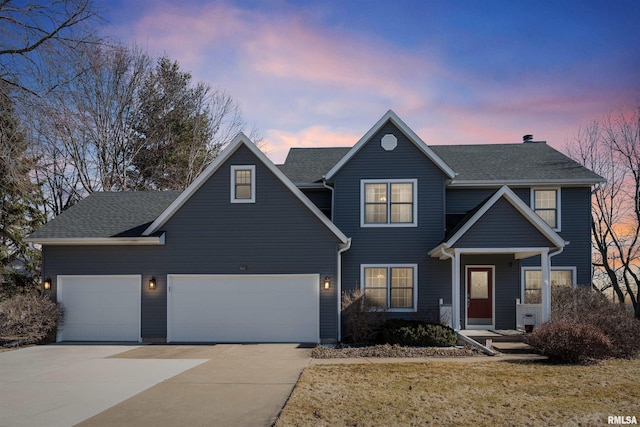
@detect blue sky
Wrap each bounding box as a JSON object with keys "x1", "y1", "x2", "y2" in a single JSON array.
[{"x1": 102, "y1": 0, "x2": 640, "y2": 162}]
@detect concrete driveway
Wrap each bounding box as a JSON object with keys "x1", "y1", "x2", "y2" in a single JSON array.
[{"x1": 0, "y1": 344, "x2": 312, "y2": 427}]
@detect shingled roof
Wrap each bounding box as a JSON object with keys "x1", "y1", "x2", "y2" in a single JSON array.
[
  {"x1": 431, "y1": 142, "x2": 603, "y2": 184},
  {"x1": 28, "y1": 191, "x2": 180, "y2": 240},
  {"x1": 277, "y1": 142, "x2": 603, "y2": 185},
  {"x1": 277, "y1": 147, "x2": 350, "y2": 184}
]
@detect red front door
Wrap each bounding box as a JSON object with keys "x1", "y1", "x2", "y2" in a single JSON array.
[{"x1": 467, "y1": 267, "x2": 493, "y2": 324}]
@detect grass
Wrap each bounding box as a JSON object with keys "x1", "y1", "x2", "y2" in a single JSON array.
[{"x1": 275, "y1": 359, "x2": 640, "y2": 427}]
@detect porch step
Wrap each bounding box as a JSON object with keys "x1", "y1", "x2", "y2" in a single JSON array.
[
  {"x1": 459, "y1": 329, "x2": 527, "y2": 343},
  {"x1": 490, "y1": 341, "x2": 536, "y2": 354},
  {"x1": 458, "y1": 330, "x2": 538, "y2": 354}
]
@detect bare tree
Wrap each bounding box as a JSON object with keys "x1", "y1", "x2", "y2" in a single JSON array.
[
  {"x1": 30, "y1": 44, "x2": 150, "y2": 214},
  {"x1": 567, "y1": 105, "x2": 640, "y2": 318},
  {"x1": 31, "y1": 45, "x2": 260, "y2": 216},
  {"x1": 0, "y1": 0, "x2": 100, "y2": 98}
]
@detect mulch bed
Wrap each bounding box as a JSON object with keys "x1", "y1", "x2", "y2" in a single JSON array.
[{"x1": 311, "y1": 343, "x2": 482, "y2": 359}]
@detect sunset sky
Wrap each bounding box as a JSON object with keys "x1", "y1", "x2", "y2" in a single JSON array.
[{"x1": 102, "y1": 0, "x2": 640, "y2": 163}]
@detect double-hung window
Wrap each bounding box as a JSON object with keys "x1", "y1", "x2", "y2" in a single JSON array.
[
  {"x1": 532, "y1": 188, "x2": 560, "y2": 230},
  {"x1": 231, "y1": 165, "x2": 255, "y2": 203},
  {"x1": 361, "y1": 179, "x2": 417, "y2": 227},
  {"x1": 522, "y1": 267, "x2": 575, "y2": 304},
  {"x1": 362, "y1": 264, "x2": 417, "y2": 311}
]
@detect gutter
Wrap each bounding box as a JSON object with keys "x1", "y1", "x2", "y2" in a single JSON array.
[
  {"x1": 336, "y1": 238, "x2": 352, "y2": 342},
  {"x1": 24, "y1": 234, "x2": 166, "y2": 246}
]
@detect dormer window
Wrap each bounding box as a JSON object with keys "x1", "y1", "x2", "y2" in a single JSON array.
[
  {"x1": 361, "y1": 179, "x2": 417, "y2": 227},
  {"x1": 231, "y1": 165, "x2": 255, "y2": 203}
]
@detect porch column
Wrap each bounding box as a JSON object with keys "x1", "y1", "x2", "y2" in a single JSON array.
[
  {"x1": 541, "y1": 248, "x2": 551, "y2": 322},
  {"x1": 452, "y1": 250, "x2": 461, "y2": 330}
]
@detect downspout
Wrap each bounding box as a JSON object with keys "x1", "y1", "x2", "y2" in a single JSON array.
[
  {"x1": 322, "y1": 178, "x2": 334, "y2": 222},
  {"x1": 324, "y1": 176, "x2": 349, "y2": 342},
  {"x1": 544, "y1": 245, "x2": 565, "y2": 322},
  {"x1": 337, "y1": 238, "x2": 352, "y2": 342}
]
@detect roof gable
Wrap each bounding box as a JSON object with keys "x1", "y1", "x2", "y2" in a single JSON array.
[
  {"x1": 429, "y1": 186, "x2": 566, "y2": 258},
  {"x1": 143, "y1": 133, "x2": 349, "y2": 244},
  {"x1": 324, "y1": 110, "x2": 456, "y2": 180}
]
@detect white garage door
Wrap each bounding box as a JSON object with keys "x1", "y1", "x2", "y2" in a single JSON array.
[
  {"x1": 168, "y1": 274, "x2": 319, "y2": 343},
  {"x1": 57, "y1": 275, "x2": 141, "y2": 342}
]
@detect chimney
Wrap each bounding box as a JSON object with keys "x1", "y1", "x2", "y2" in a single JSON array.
[{"x1": 522, "y1": 134, "x2": 546, "y2": 144}]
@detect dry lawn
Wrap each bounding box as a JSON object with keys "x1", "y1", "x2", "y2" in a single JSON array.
[{"x1": 275, "y1": 359, "x2": 640, "y2": 427}]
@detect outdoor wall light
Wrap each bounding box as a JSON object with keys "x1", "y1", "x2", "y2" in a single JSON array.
[
  {"x1": 43, "y1": 277, "x2": 52, "y2": 291},
  {"x1": 323, "y1": 276, "x2": 331, "y2": 290},
  {"x1": 149, "y1": 276, "x2": 156, "y2": 290}
]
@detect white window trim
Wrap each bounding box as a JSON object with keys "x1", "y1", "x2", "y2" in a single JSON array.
[
  {"x1": 230, "y1": 165, "x2": 256, "y2": 203},
  {"x1": 531, "y1": 187, "x2": 561, "y2": 231},
  {"x1": 360, "y1": 264, "x2": 418, "y2": 312},
  {"x1": 521, "y1": 266, "x2": 577, "y2": 303},
  {"x1": 360, "y1": 179, "x2": 418, "y2": 227}
]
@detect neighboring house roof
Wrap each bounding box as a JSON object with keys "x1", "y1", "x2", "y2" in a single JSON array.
[
  {"x1": 430, "y1": 143, "x2": 604, "y2": 186},
  {"x1": 143, "y1": 133, "x2": 349, "y2": 245},
  {"x1": 429, "y1": 185, "x2": 567, "y2": 259},
  {"x1": 324, "y1": 110, "x2": 457, "y2": 180},
  {"x1": 277, "y1": 147, "x2": 350, "y2": 184},
  {"x1": 26, "y1": 192, "x2": 179, "y2": 245}
]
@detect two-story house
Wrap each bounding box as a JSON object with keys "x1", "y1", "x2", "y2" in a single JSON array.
[{"x1": 27, "y1": 111, "x2": 603, "y2": 343}]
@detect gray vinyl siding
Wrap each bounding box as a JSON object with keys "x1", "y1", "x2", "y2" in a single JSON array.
[
  {"x1": 446, "y1": 187, "x2": 530, "y2": 213},
  {"x1": 42, "y1": 144, "x2": 342, "y2": 341},
  {"x1": 301, "y1": 188, "x2": 332, "y2": 217},
  {"x1": 454, "y1": 198, "x2": 557, "y2": 248},
  {"x1": 331, "y1": 122, "x2": 451, "y2": 320},
  {"x1": 521, "y1": 187, "x2": 593, "y2": 286}
]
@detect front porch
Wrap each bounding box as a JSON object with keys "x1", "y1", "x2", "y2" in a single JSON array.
[
  {"x1": 428, "y1": 186, "x2": 567, "y2": 331},
  {"x1": 434, "y1": 249, "x2": 555, "y2": 331},
  {"x1": 439, "y1": 299, "x2": 544, "y2": 331}
]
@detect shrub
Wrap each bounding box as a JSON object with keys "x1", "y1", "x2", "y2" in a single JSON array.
[
  {"x1": 525, "y1": 321, "x2": 613, "y2": 364},
  {"x1": 0, "y1": 294, "x2": 64, "y2": 345},
  {"x1": 381, "y1": 319, "x2": 457, "y2": 347},
  {"x1": 550, "y1": 285, "x2": 640, "y2": 359},
  {"x1": 341, "y1": 289, "x2": 386, "y2": 344}
]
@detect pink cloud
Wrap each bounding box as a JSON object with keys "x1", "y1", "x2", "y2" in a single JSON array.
[
  {"x1": 264, "y1": 126, "x2": 359, "y2": 164},
  {"x1": 108, "y1": 1, "x2": 638, "y2": 164}
]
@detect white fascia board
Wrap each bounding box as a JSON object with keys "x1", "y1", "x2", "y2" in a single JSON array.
[
  {"x1": 28, "y1": 234, "x2": 165, "y2": 246},
  {"x1": 447, "y1": 178, "x2": 604, "y2": 187},
  {"x1": 143, "y1": 133, "x2": 349, "y2": 244},
  {"x1": 444, "y1": 185, "x2": 566, "y2": 249},
  {"x1": 324, "y1": 110, "x2": 456, "y2": 180}
]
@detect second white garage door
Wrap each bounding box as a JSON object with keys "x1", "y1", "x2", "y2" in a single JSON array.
[{"x1": 167, "y1": 274, "x2": 319, "y2": 343}]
